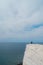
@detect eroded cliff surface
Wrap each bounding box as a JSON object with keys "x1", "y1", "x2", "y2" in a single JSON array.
[{"x1": 23, "y1": 44, "x2": 43, "y2": 65}]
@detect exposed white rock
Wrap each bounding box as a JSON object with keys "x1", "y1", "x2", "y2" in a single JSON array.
[{"x1": 23, "y1": 44, "x2": 43, "y2": 65}]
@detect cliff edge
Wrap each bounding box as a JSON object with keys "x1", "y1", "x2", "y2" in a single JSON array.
[{"x1": 23, "y1": 44, "x2": 43, "y2": 65}]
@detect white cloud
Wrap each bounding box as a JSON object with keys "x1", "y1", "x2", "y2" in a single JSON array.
[{"x1": 0, "y1": 0, "x2": 43, "y2": 41}]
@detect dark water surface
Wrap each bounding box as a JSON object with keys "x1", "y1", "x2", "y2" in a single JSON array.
[
  {"x1": 0, "y1": 42, "x2": 26, "y2": 65},
  {"x1": 0, "y1": 42, "x2": 43, "y2": 65}
]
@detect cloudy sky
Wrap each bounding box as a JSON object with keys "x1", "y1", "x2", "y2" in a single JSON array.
[{"x1": 0, "y1": 0, "x2": 43, "y2": 42}]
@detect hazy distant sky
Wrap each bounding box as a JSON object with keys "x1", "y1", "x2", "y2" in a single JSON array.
[{"x1": 0, "y1": 0, "x2": 43, "y2": 42}]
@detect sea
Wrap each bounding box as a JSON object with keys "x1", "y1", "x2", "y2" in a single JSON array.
[
  {"x1": 0, "y1": 42, "x2": 43, "y2": 65},
  {"x1": 0, "y1": 42, "x2": 27, "y2": 65}
]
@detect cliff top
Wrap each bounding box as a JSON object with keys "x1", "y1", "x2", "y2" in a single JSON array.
[{"x1": 23, "y1": 44, "x2": 43, "y2": 65}]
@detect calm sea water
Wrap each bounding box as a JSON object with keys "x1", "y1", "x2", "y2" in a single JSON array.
[
  {"x1": 0, "y1": 42, "x2": 43, "y2": 65},
  {"x1": 0, "y1": 42, "x2": 27, "y2": 65}
]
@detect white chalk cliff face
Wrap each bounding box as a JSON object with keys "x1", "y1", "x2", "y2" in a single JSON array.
[{"x1": 23, "y1": 44, "x2": 43, "y2": 65}]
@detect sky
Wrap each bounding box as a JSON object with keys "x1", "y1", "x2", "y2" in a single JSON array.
[{"x1": 0, "y1": 0, "x2": 43, "y2": 42}]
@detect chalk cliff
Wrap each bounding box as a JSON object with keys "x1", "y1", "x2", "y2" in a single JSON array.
[{"x1": 23, "y1": 44, "x2": 43, "y2": 65}]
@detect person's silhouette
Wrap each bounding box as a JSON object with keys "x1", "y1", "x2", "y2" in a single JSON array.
[{"x1": 31, "y1": 41, "x2": 32, "y2": 44}]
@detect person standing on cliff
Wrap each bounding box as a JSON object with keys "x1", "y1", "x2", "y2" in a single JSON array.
[{"x1": 31, "y1": 41, "x2": 33, "y2": 44}]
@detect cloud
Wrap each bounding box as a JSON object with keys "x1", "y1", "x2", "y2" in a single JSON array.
[{"x1": 0, "y1": 0, "x2": 43, "y2": 42}]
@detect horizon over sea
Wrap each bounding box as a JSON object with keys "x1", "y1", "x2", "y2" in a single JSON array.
[
  {"x1": 0, "y1": 42, "x2": 43, "y2": 65},
  {"x1": 0, "y1": 42, "x2": 27, "y2": 65}
]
